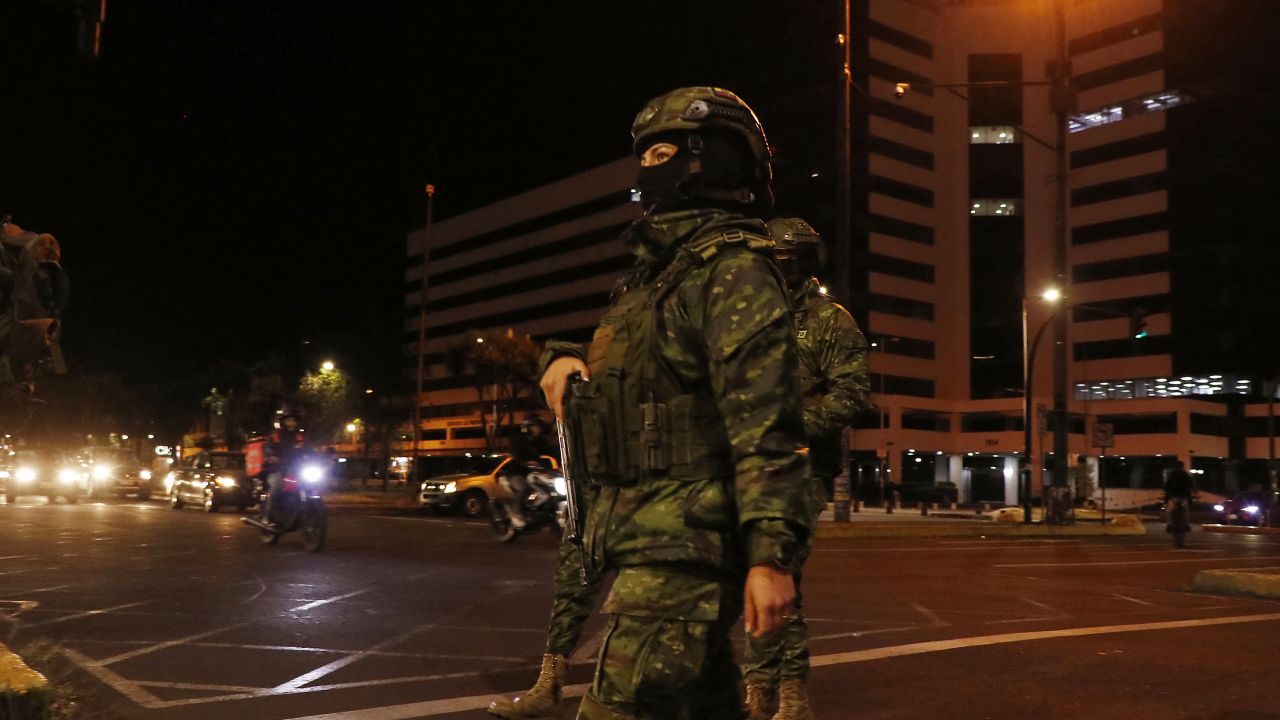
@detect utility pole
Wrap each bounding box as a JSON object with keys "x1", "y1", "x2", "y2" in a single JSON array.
[
  {"x1": 835, "y1": 0, "x2": 853, "y2": 304},
  {"x1": 411, "y1": 184, "x2": 435, "y2": 485},
  {"x1": 1048, "y1": 0, "x2": 1075, "y2": 524}
]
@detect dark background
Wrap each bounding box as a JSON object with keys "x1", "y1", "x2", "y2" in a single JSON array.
[{"x1": 0, "y1": 0, "x2": 839, "y2": 404}]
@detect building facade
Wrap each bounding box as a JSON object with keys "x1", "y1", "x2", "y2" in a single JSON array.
[{"x1": 405, "y1": 0, "x2": 1280, "y2": 505}]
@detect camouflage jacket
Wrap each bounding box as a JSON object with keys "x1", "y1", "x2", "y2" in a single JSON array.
[
  {"x1": 793, "y1": 278, "x2": 871, "y2": 443},
  {"x1": 543, "y1": 208, "x2": 810, "y2": 577}
]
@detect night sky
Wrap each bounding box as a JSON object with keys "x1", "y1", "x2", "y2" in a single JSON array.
[{"x1": 1, "y1": 0, "x2": 837, "y2": 395}]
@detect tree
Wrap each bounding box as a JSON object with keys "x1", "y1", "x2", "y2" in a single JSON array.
[
  {"x1": 453, "y1": 328, "x2": 542, "y2": 451},
  {"x1": 297, "y1": 365, "x2": 356, "y2": 446}
]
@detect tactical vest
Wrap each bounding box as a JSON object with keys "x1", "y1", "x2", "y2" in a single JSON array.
[{"x1": 567, "y1": 229, "x2": 775, "y2": 487}]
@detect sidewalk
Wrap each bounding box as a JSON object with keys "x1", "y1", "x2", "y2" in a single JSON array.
[{"x1": 816, "y1": 504, "x2": 1146, "y2": 539}]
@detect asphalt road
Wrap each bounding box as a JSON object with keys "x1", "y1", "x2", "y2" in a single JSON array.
[{"x1": 3, "y1": 497, "x2": 1280, "y2": 720}]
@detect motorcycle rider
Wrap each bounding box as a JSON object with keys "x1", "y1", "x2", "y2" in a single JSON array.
[
  {"x1": 505, "y1": 417, "x2": 557, "y2": 529},
  {"x1": 264, "y1": 409, "x2": 306, "y2": 524}
]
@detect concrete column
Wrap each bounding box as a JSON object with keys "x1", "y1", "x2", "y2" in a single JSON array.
[
  {"x1": 1003, "y1": 456, "x2": 1019, "y2": 506},
  {"x1": 949, "y1": 454, "x2": 968, "y2": 504}
]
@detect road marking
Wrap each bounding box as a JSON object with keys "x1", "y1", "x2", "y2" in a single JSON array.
[
  {"x1": 993, "y1": 554, "x2": 1280, "y2": 568},
  {"x1": 908, "y1": 601, "x2": 949, "y2": 627},
  {"x1": 0, "y1": 555, "x2": 32, "y2": 560},
  {"x1": 280, "y1": 683, "x2": 591, "y2": 720},
  {"x1": 99, "y1": 623, "x2": 248, "y2": 665},
  {"x1": 289, "y1": 589, "x2": 372, "y2": 613},
  {"x1": 272, "y1": 622, "x2": 438, "y2": 692},
  {"x1": 60, "y1": 647, "x2": 165, "y2": 708},
  {"x1": 1110, "y1": 593, "x2": 1156, "y2": 607},
  {"x1": 809, "y1": 625, "x2": 923, "y2": 642},
  {"x1": 1020, "y1": 597, "x2": 1066, "y2": 617},
  {"x1": 25, "y1": 600, "x2": 152, "y2": 627},
  {"x1": 809, "y1": 611, "x2": 1280, "y2": 668},
  {"x1": 814, "y1": 542, "x2": 1159, "y2": 553},
  {"x1": 136, "y1": 680, "x2": 265, "y2": 693}
]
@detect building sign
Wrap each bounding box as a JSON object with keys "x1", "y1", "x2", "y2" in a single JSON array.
[{"x1": 1092, "y1": 422, "x2": 1115, "y2": 449}]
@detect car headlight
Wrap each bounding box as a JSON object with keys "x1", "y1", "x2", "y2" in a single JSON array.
[
  {"x1": 215, "y1": 476, "x2": 238, "y2": 488},
  {"x1": 553, "y1": 475, "x2": 568, "y2": 497},
  {"x1": 443, "y1": 481, "x2": 457, "y2": 494},
  {"x1": 59, "y1": 468, "x2": 79, "y2": 484},
  {"x1": 300, "y1": 465, "x2": 324, "y2": 483},
  {"x1": 93, "y1": 464, "x2": 113, "y2": 480},
  {"x1": 1244, "y1": 505, "x2": 1261, "y2": 514},
  {"x1": 1214, "y1": 504, "x2": 1225, "y2": 512},
  {"x1": 0, "y1": 470, "x2": 9, "y2": 479},
  {"x1": 139, "y1": 469, "x2": 153, "y2": 481},
  {"x1": 16, "y1": 467, "x2": 36, "y2": 483}
]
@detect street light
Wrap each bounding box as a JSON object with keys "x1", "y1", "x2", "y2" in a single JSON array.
[
  {"x1": 1022, "y1": 288, "x2": 1063, "y2": 523},
  {"x1": 321, "y1": 360, "x2": 336, "y2": 372}
]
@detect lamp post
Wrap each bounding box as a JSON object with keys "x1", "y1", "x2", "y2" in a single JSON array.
[
  {"x1": 412, "y1": 184, "x2": 436, "y2": 484},
  {"x1": 1022, "y1": 288, "x2": 1062, "y2": 523}
]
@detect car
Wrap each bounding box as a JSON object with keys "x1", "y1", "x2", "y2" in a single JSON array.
[
  {"x1": 166, "y1": 451, "x2": 253, "y2": 513},
  {"x1": 3, "y1": 449, "x2": 85, "y2": 504},
  {"x1": 77, "y1": 447, "x2": 155, "y2": 500},
  {"x1": 418, "y1": 454, "x2": 559, "y2": 518},
  {"x1": 1213, "y1": 491, "x2": 1273, "y2": 526}
]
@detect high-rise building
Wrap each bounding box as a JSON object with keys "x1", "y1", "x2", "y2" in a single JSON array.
[{"x1": 405, "y1": 0, "x2": 1280, "y2": 505}]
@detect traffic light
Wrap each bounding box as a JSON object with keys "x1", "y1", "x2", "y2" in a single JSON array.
[{"x1": 1129, "y1": 308, "x2": 1149, "y2": 339}]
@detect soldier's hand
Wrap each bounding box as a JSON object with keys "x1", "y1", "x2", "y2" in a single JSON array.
[
  {"x1": 540, "y1": 356, "x2": 590, "y2": 420},
  {"x1": 743, "y1": 565, "x2": 795, "y2": 638}
]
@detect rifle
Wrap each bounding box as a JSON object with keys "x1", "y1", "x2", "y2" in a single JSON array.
[{"x1": 556, "y1": 374, "x2": 589, "y2": 585}]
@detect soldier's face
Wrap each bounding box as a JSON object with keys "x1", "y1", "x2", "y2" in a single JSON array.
[{"x1": 639, "y1": 142, "x2": 678, "y2": 167}]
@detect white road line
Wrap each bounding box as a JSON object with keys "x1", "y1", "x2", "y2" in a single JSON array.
[
  {"x1": 813, "y1": 542, "x2": 1160, "y2": 553},
  {"x1": 1021, "y1": 597, "x2": 1066, "y2": 617},
  {"x1": 993, "y1": 554, "x2": 1280, "y2": 568},
  {"x1": 1110, "y1": 593, "x2": 1157, "y2": 607},
  {"x1": 136, "y1": 680, "x2": 266, "y2": 692},
  {"x1": 809, "y1": 611, "x2": 1280, "y2": 667},
  {"x1": 271, "y1": 622, "x2": 438, "y2": 692},
  {"x1": 908, "y1": 601, "x2": 949, "y2": 627},
  {"x1": 60, "y1": 647, "x2": 165, "y2": 708},
  {"x1": 26, "y1": 600, "x2": 152, "y2": 627},
  {"x1": 99, "y1": 623, "x2": 248, "y2": 665},
  {"x1": 0, "y1": 555, "x2": 33, "y2": 560},
  {"x1": 289, "y1": 589, "x2": 373, "y2": 613},
  {"x1": 280, "y1": 684, "x2": 592, "y2": 720},
  {"x1": 809, "y1": 625, "x2": 924, "y2": 642}
]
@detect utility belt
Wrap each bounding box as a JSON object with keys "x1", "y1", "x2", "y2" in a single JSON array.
[{"x1": 565, "y1": 377, "x2": 733, "y2": 486}]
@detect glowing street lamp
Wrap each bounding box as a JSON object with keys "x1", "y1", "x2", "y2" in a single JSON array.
[
  {"x1": 321, "y1": 360, "x2": 336, "y2": 372},
  {"x1": 1021, "y1": 288, "x2": 1063, "y2": 522}
]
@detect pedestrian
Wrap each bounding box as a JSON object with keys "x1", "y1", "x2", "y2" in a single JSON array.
[
  {"x1": 529, "y1": 86, "x2": 812, "y2": 720},
  {"x1": 744, "y1": 218, "x2": 870, "y2": 720}
]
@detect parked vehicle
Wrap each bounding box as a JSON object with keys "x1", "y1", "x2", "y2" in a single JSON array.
[
  {"x1": 1212, "y1": 491, "x2": 1271, "y2": 527},
  {"x1": 167, "y1": 451, "x2": 252, "y2": 513},
  {"x1": 78, "y1": 447, "x2": 154, "y2": 500},
  {"x1": 489, "y1": 465, "x2": 566, "y2": 543},
  {"x1": 3, "y1": 448, "x2": 83, "y2": 504},
  {"x1": 418, "y1": 454, "x2": 559, "y2": 518},
  {"x1": 240, "y1": 452, "x2": 328, "y2": 551}
]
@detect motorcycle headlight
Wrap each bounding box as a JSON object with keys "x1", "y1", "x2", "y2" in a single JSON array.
[
  {"x1": 443, "y1": 481, "x2": 457, "y2": 494},
  {"x1": 0, "y1": 470, "x2": 9, "y2": 479},
  {"x1": 139, "y1": 470, "x2": 153, "y2": 481},
  {"x1": 1244, "y1": 505, "x2": 1260, "y2": 514},
  {"x1": 16, "y1": 467, "x2": 36, "y2": 483},
  {"x1": 553, "y1": 476, "x2": 568, "y2": 497},
  {"x1": 59, "y1": 468, "x2": 79, "y2": 484},
  {"x1": 300, "y1": 465, "x2": 324, "y2": 483},
  {"x1": 1214, "y1": 504, "x2": 1225, "y2": 512},
  {"x1": 215, "y1": 476, "x2": 238, "y2": 489},
  {"x1": 163, "y1": 473, "x2": 175, "y2": 491},
  {"x1": 93, "y1": 464, "x2": 113, "y2": 480}
]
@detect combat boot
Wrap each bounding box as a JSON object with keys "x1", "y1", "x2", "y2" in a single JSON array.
[
  {"x1": 745, "y1": 682, "x2": 776, "y2": 720},
  {"x1": 771, "y1": 678, "x2": 813, "y2": 720},
  {"x1": 487, "y1": 653, "x2": 567, "y2": 720}
]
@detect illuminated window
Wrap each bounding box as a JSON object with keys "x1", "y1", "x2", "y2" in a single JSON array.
[
  {"x1": 1073, "y1": 373, "x2": 1252, "y2": 400},
  {"x1": 969, "y1": 126, "x2": 1019, "y2": 144},
  {"x1": 1068, "y1": 89, "x2": 1189, "y2": 134},
  {"x1": 970, "y1": 199, "x2": 1020, "y2": 216}
]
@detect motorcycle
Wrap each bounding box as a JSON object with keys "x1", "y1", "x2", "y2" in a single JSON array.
[
  {"x1": 489, "y1": 464, "x2": 566, "y2": 543},
  {"x1": 240, "y1": 454, "x2": 328, "y2": 551}
]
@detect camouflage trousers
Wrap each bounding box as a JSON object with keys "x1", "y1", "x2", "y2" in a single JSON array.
[
  {"x1": 577, "y1": 566, "x2": 746, "y2": 720},
  {"x1": 742, "y1": 570, "x2": 808, "y2": 684},
  {"x1": 545, "y1": 537, "x2": 602, "y2": 656}
]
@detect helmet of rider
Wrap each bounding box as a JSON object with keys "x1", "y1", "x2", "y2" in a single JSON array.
[
  {"x1": 767, "y1": 217, "x2": 827, "y2": 289},
  {"x1": 631, "y1": 86, "x2": 773, "y2": 215},
  {"x1": 274, "y1": 407, "x2": 303, "y2": 431}
]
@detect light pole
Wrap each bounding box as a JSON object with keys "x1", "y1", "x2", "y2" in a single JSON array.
[
  {"x1": 834, "y1": 0, "x2": 853, "y2": 304},
  {"x1": 1022, "y1": 288, "x2": 1062, "y2": 523},
  {"x1": 412, "y1": 184, "x2": 436, "y2": 484}
]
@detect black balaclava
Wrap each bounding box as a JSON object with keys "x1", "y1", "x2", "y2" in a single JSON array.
[{"x1": 636, "y1": 130, "x2": 754, "y2": 214}]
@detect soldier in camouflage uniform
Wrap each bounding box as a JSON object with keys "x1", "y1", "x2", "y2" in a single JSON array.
[
  {"x1": 535, "y1": 87, "x2": 811, "y2": 720},
  {"x1": 743, "y1": 218, "x2": 870, "y2": 720}
]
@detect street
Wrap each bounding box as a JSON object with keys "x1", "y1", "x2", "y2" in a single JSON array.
[{"x1": 3, "y1": 500, "x2": 1280, "y2": 719}]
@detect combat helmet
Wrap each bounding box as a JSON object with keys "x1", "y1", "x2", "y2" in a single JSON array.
[{"x1": 767, "y1": 217, "x2": 827, "y2": 286}]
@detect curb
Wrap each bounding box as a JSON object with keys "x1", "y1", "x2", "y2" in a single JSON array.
[
  {"x1": 1200, "y1": 524, "x2": 1280, "y2": 537},
  {"x1": 0, "y1": 642, "x2": 50, "y2": 720},
  {"x1": 1193, "y1": 567, "x2": 1280, "y2": 599},
  {"x1": 816, "y1": 520, "x2": 1146, "y2": 539}
]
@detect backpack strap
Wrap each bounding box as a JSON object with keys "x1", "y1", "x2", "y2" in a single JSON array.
[{"x1": 647, "y1": 228, "x2": 774, "y2": 308}]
